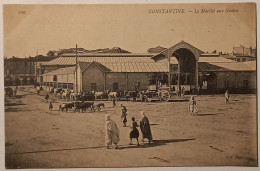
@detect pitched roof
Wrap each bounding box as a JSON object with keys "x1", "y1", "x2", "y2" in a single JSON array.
[
  {"x1": 242, "y1": 61, "x2": 256, "y2": 70},
  {"x1": 44, "y1": 57, "x2": 168, "y2": 72},
  {"x1": 82, "y1": 61, "x2": 111, "y2": 73},
  {"x1": 42, "y1": 66, "x2": 75, "y2": 76},
  {"x1": 78, "y1": 62, "x2": 91, "y2": 70},
  {"x1": 170, "y1": 57, "x2": 255, "y2": 72}
]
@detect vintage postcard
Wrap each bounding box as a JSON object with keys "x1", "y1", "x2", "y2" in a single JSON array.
[{"x1": 2, "y1": 1, "x2": 258, "y2": 170}]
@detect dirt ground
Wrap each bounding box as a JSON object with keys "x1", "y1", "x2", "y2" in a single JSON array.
[{"x1": 4, "y1": 86, "x2": 258, "y2": 168}]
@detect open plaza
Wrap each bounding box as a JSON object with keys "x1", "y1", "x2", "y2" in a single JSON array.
[{"x1": 4, "y1": 86, "x2": 257, "y2": 168}]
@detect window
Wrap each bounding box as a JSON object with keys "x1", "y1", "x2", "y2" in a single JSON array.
[
  {"x1": 91, "y1": 83, "x2": 97, "y2": 91},
  {"x1": 113, "y1": 83, "x2": 118, "y2": 91},
  {"x1": 224, "y1": 81, "x2": 229, "y2": 88},
  {"x1": 243, "y1": 80, "x2": 248, "y2": 88},
  {"x1": 237, "y1": 58, "x2": 240, "y2": 62},
  {"x1": 242, "y1": 58, "x2": 246, "y2": 62},
  {"x1": 53, "y1": 75, "x2": 57, "y2": 81}
]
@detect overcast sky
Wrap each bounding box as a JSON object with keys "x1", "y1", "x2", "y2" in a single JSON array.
[{"x1": 3, "y1": 3, "x2": 256, "y2": 58}]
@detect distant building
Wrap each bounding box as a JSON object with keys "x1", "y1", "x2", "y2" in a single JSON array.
[
  {"x1": 4, "y1": 56, "x2": 57, "y2": 86},
  {"x1": 233, "y1": 45, "x2": 256, "y2": 62},
  {"x1": 147, "y1": 46, "x2": 167, "y2": 53},
  {"x1": 59, "y1": 47, "x2": 131, "y2": 55}
]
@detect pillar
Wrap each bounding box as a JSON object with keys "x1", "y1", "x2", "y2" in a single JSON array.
[
  {"x1": 67, "y1": 74, "x2": 69, "y2": 89},
  {"x1": 125, "y1": 73, "x2": 128, "y2": 91},
  {"x1": 156, "y1": 73, "x2": 159, "y2": 91},
  {"x1": 104, "y1": 73, "x2": 106, "y2": 91},
  {"x1": 168, "y1": 50, "x2": 171, "y2": 87},
  {"x1": 178, "y1": 58, "x2": 181, "y2": 86},
  {"x1": 195, "y1": 59, "x2": 199, "y2": 87}
]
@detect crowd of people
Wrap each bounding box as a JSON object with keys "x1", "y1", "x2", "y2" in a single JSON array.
[{"x1": 105, "y1": 109, "x2": 153, "y2": 149}]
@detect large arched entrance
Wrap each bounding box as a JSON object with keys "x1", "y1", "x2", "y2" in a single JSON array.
[
  {"x1": 152, "y1": 41, "x2": 204, "y2": 91},
  {"x1": 172, "y1": 48, "x2": 196, "y2": 86}
]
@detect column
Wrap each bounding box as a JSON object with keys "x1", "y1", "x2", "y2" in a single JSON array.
[
  {"x1": 156, "y1": 73, "x2": 158, "y2": 91},
  {"x1": 178, "y1": 58, "x2": 180, "y2": 86},
  {"x1": 104, "y1": 73, "x2": 106, "y2": 91},
  {"x1": 195, "y1": 59, "x2": 199, "y2": 87},
  {"x1": 125, "y1": 73, "x2": 128, "y2": 91},
  {"x1": 168, "y1": 50, "x2": 171, "y2": 87},
  {"x1": 67, "y1": 74, "x2": 69, "y2": 89}
]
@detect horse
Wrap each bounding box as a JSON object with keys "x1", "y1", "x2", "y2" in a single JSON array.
[
  {"x1": 108, "y1": 92, "x2": 118, "y2": 101},
  {"x1": 94, "y1": 92, "x2": 104, "y2": 101}
]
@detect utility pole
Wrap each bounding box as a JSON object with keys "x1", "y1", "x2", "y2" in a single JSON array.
[{"x1": 75, "y1": 44, "x2": 78, "y2": 93}]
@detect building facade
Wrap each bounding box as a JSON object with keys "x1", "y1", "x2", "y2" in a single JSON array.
[{"x1": 39, "y1": 41, "x2": 256, "y2": 94}]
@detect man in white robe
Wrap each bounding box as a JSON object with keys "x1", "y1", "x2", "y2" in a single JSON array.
[{"x1": 105, "y1": 114, "x2": 120, "y2": 149}]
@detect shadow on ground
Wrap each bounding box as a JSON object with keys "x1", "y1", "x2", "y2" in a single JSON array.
[
  {"x1": 118, "y1": 138, "x2": 196, "y2": 149},
  {"x1": 195, "y1": 113, "x2": 223, "y2": 116},
  {"x1": 7, "y1": 138, "x2": 195, "y2": 155}
]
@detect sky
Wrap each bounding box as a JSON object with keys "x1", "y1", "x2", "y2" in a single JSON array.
[{"x1": 3, "y1": 3, "x2": 256, "y2": 58}]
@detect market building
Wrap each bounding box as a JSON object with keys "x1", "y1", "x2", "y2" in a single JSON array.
[{"x1": 40, "y1": 41, "x2": 256, "y2": 94}]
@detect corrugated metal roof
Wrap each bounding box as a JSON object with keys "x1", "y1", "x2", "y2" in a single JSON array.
[
  {"x1": 42, "y1": 66, "x2": 75, "y2": 76},
  {"x1": 199, "y1": 57, "x2": 235, "y2": 63},
  {"x1": 79, "y1": 62, "x2": 91, "y2": 70},
  {"x1": 45, "y1": 57, "x2": 158, "y2": 66},
  {"x1": 44, "y1": 57, "x2": 168, "y2": 73},
  {"x1": 171, "y1": 57, "x2": 255, "y2": 72},
  {"x1": 243, "y1": 61, "x2": 256, "y2": 70},
  {"x1": 61, "y1": 53, "x2": 156, "y2": 57},
  {"x1": 198, "y1": 62, "x2": 231, "y2": 72},
  {"x1": 44, "y1": 56, "x2": 254, "y2": 73}
]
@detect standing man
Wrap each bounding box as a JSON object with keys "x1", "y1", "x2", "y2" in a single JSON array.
[
  {"x1": 120, "y1": 104, "x2": 127, "y2": 127},
  {"x1": 112, "y1": 95, "x2": 116, "y2": 107},
  {"x1": 105, "y1": 114, "x2": 120, "y2": 149}
]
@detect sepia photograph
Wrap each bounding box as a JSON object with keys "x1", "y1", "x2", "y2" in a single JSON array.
[{"x1": 2, "y1": 1, "x2": 258, "y2": 169}]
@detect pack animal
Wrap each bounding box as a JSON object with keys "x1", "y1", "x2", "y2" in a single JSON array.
[
  {"x1": 61, "y1": 102, "x2": 75, "y2": 112},
  {"x1": 74, "y1": 102, "x2": 94, "y2": 113}
]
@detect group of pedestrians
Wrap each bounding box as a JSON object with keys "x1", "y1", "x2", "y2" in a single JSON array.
[
  {"x1": 105, "y1": 106, "x2": 153, "y2": 149},
  {"x1": 188, "y1": 89, "x2": 230, "y2": 116}
]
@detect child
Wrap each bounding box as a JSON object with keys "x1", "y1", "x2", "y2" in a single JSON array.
[
  {"x1": 49, "y1": 101, "x2": 53, "y2": 111},
  {"x1": 188, "y1": 96, "x2": 197, "y2": 116},
  {"x1": 225, "y1": 90, "x2": 229, "y2": 103},
  {"x1": 129, "y1": 117, "x2": 140, "y2": 146}
]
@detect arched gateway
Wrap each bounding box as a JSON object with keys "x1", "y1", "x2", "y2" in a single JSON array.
[{"x1": 152, "y1": 41, "x2": 204, "y2": 91}]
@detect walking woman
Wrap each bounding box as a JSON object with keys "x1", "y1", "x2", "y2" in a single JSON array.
[
  {"x1": 129, "y1": 117, "x2": 140, "y2": 146},
  {"x1": 188, "y1": 96, "x2": 197, "y2": 116},
  {"x1": 139, "y1": 111, "x2": 153, "y2": 144},
  {"x1": 120, "y1": 104, "x2": 127, "y2": 127},
  {"x1": 225, "y1": 90, "x2": 229, "y2": 103}
]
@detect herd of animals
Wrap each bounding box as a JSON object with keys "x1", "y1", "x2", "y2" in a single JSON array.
[{"x1": 59, "y1": 101, "x2": 105, "y2": 113}]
